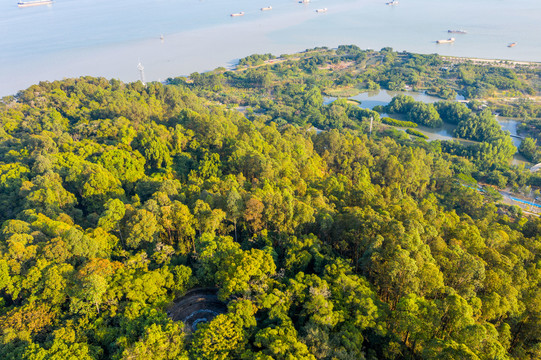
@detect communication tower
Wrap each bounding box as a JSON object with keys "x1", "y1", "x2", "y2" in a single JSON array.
[{"x1": 137, "y1": 62, "x2": 146, "y2": 86}]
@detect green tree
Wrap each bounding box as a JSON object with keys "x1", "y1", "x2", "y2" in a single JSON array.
[
  {"x1": 70, "y1": 273, "x2": 108, "y2": 314},
  {"x1": 134, "y1": 128, "x2": 172, "y2": 170},
  {"x1": 121, "y1": 323, "x2": 188, "y2": 360},
  {"x1": 518, "y1": 137, "x2": 539, "y2": 163},
  {"x1": 125, "y1": 209, "x2": 160, "y2": 249},
  {"x1": 97, "y1": 147, "x2": 146, "y2": 185},
  {"x1": 407, "y1": 102, "x2": 443, "y2": 128},
  {"x1": 434, "y1": 101, "x2": 472, "y2": 125},
  {"x1": 189, "y1": 314, "x2": 245, "y2": 360},
  {"x1": 194, "y1": 200, "x2": 226, "y2": 236},
  {"x1": 226, "y1": 188, "x2": 243, "y2": 241},
  {"x1": 454, "y1": 110, "x2": 503, "y2": 142}
]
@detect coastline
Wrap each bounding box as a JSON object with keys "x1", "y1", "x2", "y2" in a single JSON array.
[
  {"x1": 441, "y1": 56, "x2": 541, "y2": 68},
  {"x1": 3, "y1": 48, "x2": 540, "y2": 99},
  {"x1": 2, "y1": 0, "x2": 541, "y2": 97}
]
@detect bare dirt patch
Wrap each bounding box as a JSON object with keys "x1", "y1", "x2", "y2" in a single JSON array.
[
  {"x1": 167, "y1": 288, "x2": 227, "y2": 332},
  {"x1": 319, "y1": 61, "x2": 355, "y2": 71}
]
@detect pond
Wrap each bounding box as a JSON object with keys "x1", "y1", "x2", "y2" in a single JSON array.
[
  {"x1": 323, "y1": 89, "x2": 447, "y2": 106},
  {"x1": 350, "y1": 89, "x2": 449, "y2": 108},
  {"x1": 324, "y1": 89, "x2": 529, "y2": 166}
]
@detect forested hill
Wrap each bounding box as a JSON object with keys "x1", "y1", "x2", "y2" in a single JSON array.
[{"x1": 0, "y1": 76, "x2": 540, "y2": 360}]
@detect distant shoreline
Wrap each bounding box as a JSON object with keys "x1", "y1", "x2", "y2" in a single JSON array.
[
  {"x1": 3, "y1": 49, "x2": 540, "y2": 98},
  {"x1": 441, "y1": 56, "x2": 541, "y2": 68}
]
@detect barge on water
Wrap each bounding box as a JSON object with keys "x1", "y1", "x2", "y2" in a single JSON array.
[
  {"x1": 437, "y1": 37, "x2": 455, "y2": 44},
  {"x1": 18, "y1": 0, "x2": 52, "y2": 7}
]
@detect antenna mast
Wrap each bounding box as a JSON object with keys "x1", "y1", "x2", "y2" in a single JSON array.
[{"x1": 137, "y1": 61, "x2": 146, "y2": 86}]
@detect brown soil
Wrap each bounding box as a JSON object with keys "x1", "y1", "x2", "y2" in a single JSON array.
[{"x1": 319, "y1": 61, "x2": 355, "y2": 71}]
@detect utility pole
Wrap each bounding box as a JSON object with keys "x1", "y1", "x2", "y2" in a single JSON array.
[{"x1": 530, "y1": 197, "x2": 537, "y2": 213}]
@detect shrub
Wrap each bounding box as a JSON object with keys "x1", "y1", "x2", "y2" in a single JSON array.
[
  {"x1": 406, "y1": 128, "x2": 428, "y2": 139},
  {"x1": 382, "y1": 117, "x2": 418, "y2": 128}
]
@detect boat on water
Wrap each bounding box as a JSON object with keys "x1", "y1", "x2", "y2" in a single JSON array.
[
  {"x1": 437, "y1": 37, "x2": 455, "y2": 44},
  {"x1": 261, "y1": 6, "x2": 272, "y2": 11},
  {"x1": 17, "y1": 0, "x2": 52, "y2": 7},
  {"x1": 386, "y1": 1, "x2": 399, "y2": 5},
  {"x1": 299, "y1": 0, "x2": 310, "y2": 3},
  {"x1": 230, "y1": 12, "x2": 245, "y2": 17},
  {"x1": 448, "y1": 30, "x2": 467, "y2": 34},
  {"x1": 508, "y1": 42, "x2": 517, "y2": 48},
  {"x1": 315, "y1": 8, "x2": 327, "y2": 13}
]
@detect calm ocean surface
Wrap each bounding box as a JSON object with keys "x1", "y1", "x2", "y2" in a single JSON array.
[{"x1": 1, "y1": 0, "x2": 540, "y2": 96}]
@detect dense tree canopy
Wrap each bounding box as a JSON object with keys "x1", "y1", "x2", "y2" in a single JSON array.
[{"x1": 0, "y1": 49, "x2": 540, "y2": 360}]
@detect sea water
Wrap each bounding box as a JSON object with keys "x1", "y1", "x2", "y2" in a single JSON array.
[{"x1": 1, "y1": 0, "x2": 540, "y2": 96}]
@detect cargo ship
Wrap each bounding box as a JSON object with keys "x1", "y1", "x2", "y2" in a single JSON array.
[
  {"x1": 448, "y1": 30, "x2": 467, "y2": 34},
  {"x1": 230, "y1": 12, "x2": 245, "y2": 17},
  {"x1": 261, "y1": 6, "x2": 272, "y2": 11},
  {"x1": 315, "y1": 8, "x2": 328, "y2": 12},
  {"x1": 17, "y1": 0, "x2": 52, "y2": 7},
  {"x1": 508, "y1": 42, "x2": 517, "y2": 48},
  {"x1": 437, "y1": 37, "x2": 455, "y2": 44}
]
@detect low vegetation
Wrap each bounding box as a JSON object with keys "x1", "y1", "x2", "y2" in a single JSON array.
[
  {"x1": 381, "y1": 116, "x2": 418, "y2": 128},
  {"x1": 406, "y1": 128, "x2": 428, "y2": 139}
]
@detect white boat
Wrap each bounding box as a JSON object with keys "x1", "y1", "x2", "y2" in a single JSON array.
[
  {"x1": 315, "y1": 8, "x2": 327, "y2": 13},
  {"x1": 17, "y1": 0, "x2": 52, "y2": 7},
  {"x1": 261, "y1": 6, "x2": 272, "y2": 11},
  {"x1": 386, "y1": 1, "x2": 399, "y2": 5},
  {"x1": 230, "y1": 12, "x2": 245, "y2": 17},
  {"x1": 437, "y1": 38, "x2": 455, "y2": 44},
  {"x1": 299, "y1": 0, "x2": 310, "y2": 3}
]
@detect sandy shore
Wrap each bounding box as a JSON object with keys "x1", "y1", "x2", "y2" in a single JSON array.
[{"x1": 441, "y1": 56, "x2": 541, "y2": 68}]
